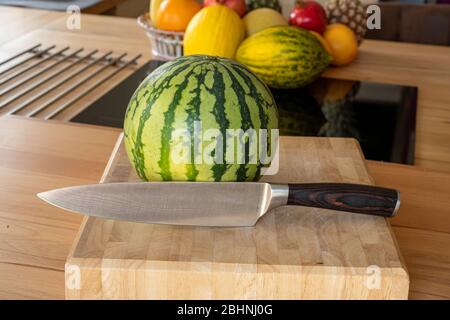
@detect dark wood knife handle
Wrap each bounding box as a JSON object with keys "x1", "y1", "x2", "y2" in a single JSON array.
[{"x1": 287, "y1": 183, "x2": 400, "y2": 217}]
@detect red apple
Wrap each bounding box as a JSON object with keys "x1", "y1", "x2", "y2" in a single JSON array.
[
  {"x1": 289, "y1": 1, "x2": 327, "y2": 34},
  {"x1": 203, "y1": 0, "x2": 246, "y2": 17}
]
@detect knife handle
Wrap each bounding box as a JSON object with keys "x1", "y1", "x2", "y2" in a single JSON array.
[{"x1": 287, "y1": 183, "x2": 400, "y2": 218}]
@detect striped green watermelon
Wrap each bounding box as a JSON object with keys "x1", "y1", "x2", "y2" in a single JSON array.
[
  {"x1": 246, "y1": 0, "x2": 282, "y2": 12},
  {"x1": 124, "y1": 55, "x2": 279, "y2": 182}
]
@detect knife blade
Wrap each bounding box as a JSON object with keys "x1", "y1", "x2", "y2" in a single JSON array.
[{"x1": 37, "y1": 182, "x2": 400, "y2": 227}]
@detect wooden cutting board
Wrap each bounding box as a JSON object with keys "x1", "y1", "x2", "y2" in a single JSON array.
[{"x1": 66, "y1": 134, "x2": 409, "y2": 299}]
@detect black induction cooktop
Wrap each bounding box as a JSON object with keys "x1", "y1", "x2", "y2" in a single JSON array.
[{"x1": 71, "y1": 60, "x2": 417, "y2": 165}]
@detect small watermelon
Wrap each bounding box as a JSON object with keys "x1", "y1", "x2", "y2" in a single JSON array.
[
  {"x1": 124, "y1": 55, "x2": 279, "y2": 182},
  {"x1": 246, "y1": 0, "x2": 282, "y2": 13}
]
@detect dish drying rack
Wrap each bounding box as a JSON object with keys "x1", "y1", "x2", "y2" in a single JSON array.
[{"x1": 0, "y1": 44, "x2": 141, "y2": 120}]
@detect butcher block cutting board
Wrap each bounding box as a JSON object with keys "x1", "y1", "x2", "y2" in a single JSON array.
[{"x1": 66, "y1": 134, "x2": 409, "y2": 299}]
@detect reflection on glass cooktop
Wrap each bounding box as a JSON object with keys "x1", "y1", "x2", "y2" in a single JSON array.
[{"x1": 71, "y1": 60, "x2": 417, "y2": 165}]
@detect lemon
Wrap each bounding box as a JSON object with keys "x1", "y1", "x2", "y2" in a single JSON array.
[{"x1": 310, "y1": 31, "x2": 333, "y2": 57}]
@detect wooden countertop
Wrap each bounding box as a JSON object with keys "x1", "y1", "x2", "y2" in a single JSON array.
[
  {"x1": 1, "y1": 116, "x2": 448, "y2": 299},
  {"x1": 0, "y1": 116, "x2": 120, "y2": 299},
  {"x1": 0, "y1": 7, "x2": 449, "y2": 299}
]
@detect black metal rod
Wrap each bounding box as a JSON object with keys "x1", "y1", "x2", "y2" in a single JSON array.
[
  {"x1": 45, "y1": 54, "x2": 142, "y2": 119},
  {"x1": 9, "y1": 51, "x2": 113, "y2": 116},
  {"x1": 0, "y1": 44, "x2": 42, "y2": 67},
  {"x1": 0, "y1": 45, "x2": 55, "y2": 77},
  {"x1": 0, "y1": 48, "x2": 83, "y2": 97},
  {"x1": 0, "y1": 49, "x2": 97, "y2": 110},
  {"x1": 0, "y1": 46, "x2": 69, "y2": 87}
]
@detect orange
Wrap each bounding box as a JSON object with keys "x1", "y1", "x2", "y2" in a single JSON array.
[
  {"x1": 156, "y1": 0, "x2": 202, "y2": 32},
  {"x1": 323, "y1": 23, "x2": 358, "y2": 66}
]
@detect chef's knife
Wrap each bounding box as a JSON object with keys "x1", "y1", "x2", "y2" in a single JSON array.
[{"x1": 37, "y1": 182, "x2": 400, "y2": 227}]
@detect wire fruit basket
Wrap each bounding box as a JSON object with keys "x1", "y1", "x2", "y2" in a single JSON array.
[{"x1": 137, "y1": 14, "x2": 184, "y2": 60}]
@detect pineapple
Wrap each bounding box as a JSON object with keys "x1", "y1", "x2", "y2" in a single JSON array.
[
  {"x1": 318, "y1": 98, "x2": 361, "y2": 139},
  {"x1": 325, "y1": 0, "x2": 367, "y2": 44},
  {"x1": 309, "y1": 79, "x2": 361, "y2": 139}
]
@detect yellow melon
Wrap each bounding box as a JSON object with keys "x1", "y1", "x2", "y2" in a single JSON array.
[
  {"x1": 184, "y1": 5, "x2": 245, "y2": 59},
  {"x1": 243, "y1": 8, "x2": 288, "y2": 37},
  {"x1": 150, "y1": 0, "x2": 164, "y2": 27}
]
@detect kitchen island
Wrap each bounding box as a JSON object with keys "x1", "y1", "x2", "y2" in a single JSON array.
[{"x1": 0, "y1": 6, "x2": 449, "y2": 299}]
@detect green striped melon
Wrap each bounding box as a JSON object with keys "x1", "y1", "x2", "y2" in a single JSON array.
[
  {"x1": 236, "y1": 26, "x2": 332, "y2": 89},
  {"x1": 124, "y1": 55, "x2": 279, "y2": 182}
]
